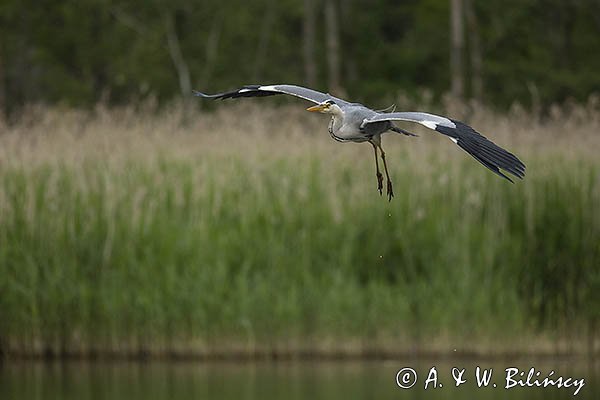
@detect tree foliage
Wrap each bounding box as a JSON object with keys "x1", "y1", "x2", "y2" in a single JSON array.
[{"x1": 1, "y1": 0, "x2": 599, "y2": 114}]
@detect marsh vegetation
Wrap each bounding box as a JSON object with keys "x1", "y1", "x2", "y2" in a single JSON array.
[{"x1": 0, "y1": 100, "x2": 598, "y2": 358}]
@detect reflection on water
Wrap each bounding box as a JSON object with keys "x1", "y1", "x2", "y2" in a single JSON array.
[{"x1": 1, "y1": 359, "x2": 597, "y2": 399}]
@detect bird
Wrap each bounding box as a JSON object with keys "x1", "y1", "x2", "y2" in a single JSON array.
[{"x1": 193, "y1": 84, "x2": 525, "y2": 201}]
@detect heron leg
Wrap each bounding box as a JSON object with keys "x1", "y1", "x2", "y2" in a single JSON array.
[
  {"x1": 377, "y1": 144, "x2": 394, "y2": 201},
  {"x1": 370, "y1": 141, "x2": 383, "y2": 195}
]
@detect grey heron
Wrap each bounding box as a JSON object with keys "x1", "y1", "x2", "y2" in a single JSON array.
[{"x1": 194, "y1": 84, "x2": 525, "y2": 201}]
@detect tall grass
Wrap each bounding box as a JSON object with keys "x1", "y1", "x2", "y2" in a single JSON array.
[{"x1": 0, "y1": 101, "x2": 598, "y2": 358}]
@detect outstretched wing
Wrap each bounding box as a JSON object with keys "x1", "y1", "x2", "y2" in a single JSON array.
[
  {"x1": 193, "y1": 84, "x2": 351, "y2": 106},
  {"x1": 362, "y1": 112, "x2": 525, "y2": 182}
]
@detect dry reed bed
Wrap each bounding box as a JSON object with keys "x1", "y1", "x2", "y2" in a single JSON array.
[{"x1": 1, "y1": 99, "x2": 599, "y2": 164}]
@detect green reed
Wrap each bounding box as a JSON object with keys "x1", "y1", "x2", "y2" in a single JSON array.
[{"x1": 0, "y1": 151, "x2": 598, "y2": 356}]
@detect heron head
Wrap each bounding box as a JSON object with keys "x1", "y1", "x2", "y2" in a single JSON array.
[{"x1": 306, "y1": 100, "x2": 337, "y2": 114}]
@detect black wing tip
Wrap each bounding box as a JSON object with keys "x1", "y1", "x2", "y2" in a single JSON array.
[
  {"x1": 461, "y1": 142, "x2": 517, "y2": 183},
  {"x1": 192, "y1": 89, "x2": 227, "y2": 100},
  {"x1": 194, "y1": 85, "x2": 281, "y2": 101},
  {"x1": 497, "y1": 169, "x2": 516, "y2": 183},
  {"x1": 436, "y1": 121, "x2": 526, "y2": 182}
]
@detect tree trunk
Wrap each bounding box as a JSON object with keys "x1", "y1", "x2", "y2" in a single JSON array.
[
  {"x1": 0, "y1": 42, "x2": 5, "y2": 121},
  {"x1": 325, "y1": 0, "x2": 342, "y2": 94},
  {"x1": 465, "y1": 0, "x2": 482, "y2": 102},
  {"x1": 201, "y1": 18, "x2": 222, "y2": 90},
  {"x1": 450, "y1": 0, "x2": 464, "y2": 99},
  {"x1": 303, "y1": 0, "x2": 317, "y2": 87},
  {"x1": 165, "y1": 13, "x2": 191, "y2": 99},
  {"x1": 252, "y1": 2, "x2": 276, "y2": 82}
]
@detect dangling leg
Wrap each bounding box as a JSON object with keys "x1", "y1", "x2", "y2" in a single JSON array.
[
  {"x1": 377, "y1": 144, "x2": 394, "y2": 201},
  {"x1": 370, "y1": 141, "x2": 383, "y2": 195}
]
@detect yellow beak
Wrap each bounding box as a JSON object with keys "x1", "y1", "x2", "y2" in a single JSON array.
[{"x1": 306, "y1": 104, "x2": 326, "y2": 112}]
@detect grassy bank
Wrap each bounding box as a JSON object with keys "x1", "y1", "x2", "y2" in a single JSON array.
[{"x1": 0, "y1": 103, "x2": 599, "y2": 358}]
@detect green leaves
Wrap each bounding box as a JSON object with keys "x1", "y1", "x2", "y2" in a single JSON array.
[{"x1": 2, "y1": 0, "x2": 600, "y2": 113}]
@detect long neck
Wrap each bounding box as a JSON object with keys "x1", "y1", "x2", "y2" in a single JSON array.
[
  {"x1": 329, "y1": 114, "x2": 343, "y2": 132},
  {"x1": 328, "y1": 105, "x2": 344, "y2": 140}
]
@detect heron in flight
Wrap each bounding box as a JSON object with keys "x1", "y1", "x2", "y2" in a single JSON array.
[{"x1": 194, "y1": 84, "x2": 525, "y2": 201}]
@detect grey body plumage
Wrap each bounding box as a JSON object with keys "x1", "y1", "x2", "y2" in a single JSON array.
[{"x1": 194, "y1": 84, "x2": 525, "y2": 200}]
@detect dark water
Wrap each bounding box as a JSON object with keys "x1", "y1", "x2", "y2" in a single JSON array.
[{"x1": 1, "y1": 359, "x2": 597, "y2": 400}]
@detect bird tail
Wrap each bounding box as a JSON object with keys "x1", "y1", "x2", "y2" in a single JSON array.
[{"x1": 390, "y1": 126, "x2": 418, "y2": 137}]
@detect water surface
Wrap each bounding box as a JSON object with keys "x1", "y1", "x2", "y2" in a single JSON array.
[{"x1": 1, "y1": 358, "x2": 596, "y2": 399}]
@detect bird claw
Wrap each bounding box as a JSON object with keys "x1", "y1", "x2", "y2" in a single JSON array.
[{"x1": 387, "y1": 180, "x2": 394, "y2": 202}]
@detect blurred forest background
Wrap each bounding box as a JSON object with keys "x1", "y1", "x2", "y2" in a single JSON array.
[
  {"x1": 1, "y1": 0, "x2": 600, "y2": 115},
  {"x1": 0, "y1": 0, "x2": 599, "y2": 360}
]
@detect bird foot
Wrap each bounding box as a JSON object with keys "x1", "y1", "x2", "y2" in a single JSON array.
[
  {"x1": 376, "y1": 172, "x2": 384, "y2": 195},
  {"x1": 386, "y1": 180, "x2": 394, "y2": 202}
]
